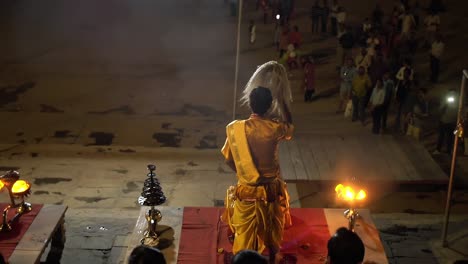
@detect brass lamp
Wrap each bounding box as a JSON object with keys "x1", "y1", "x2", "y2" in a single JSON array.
[
  {"x1": 138, "y1": 164, "x2": 166, "y2": 247},
  {"x1": 335, "y1": 183, "x2": 366, "y2": 232},
  {"x1": 0, "y1": 170, "x2": 32, "y2": 232}
]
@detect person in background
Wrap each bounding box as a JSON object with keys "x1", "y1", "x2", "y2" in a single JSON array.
[
  {"x1": 285, "y1": 44, "x2": 299, "y2": 70},
  {"x1": 395, "y1": 68, "x2": 412, "y2": 132},
  {"x1": 372, "y1": 4, "x2": 384, "y2": 29},
  {"x1": 407, "y1": 88, "x2": 429, "y2": 140},
  {"x1": 330, "y1": 0, "x2": 339, "y2": 36},
  {"x1": 338, "y1": 58, "x2": 356, "y2": 112},
  {"x1": 352, "y1": 66, "x2": 372, "y2": 124},
  {"x1": 382, "y1": 72, "x2": 395, "y2": 132},
  {"x1": 289, "y1": 25, "x2": 303, "y2": 48},
  {"x1": 355, "y1": 48, "x2": 372, "y2": 73},
  {"x1": 369, "y1": 79, "x2": 386, "y2": 134},
  {"x1": 304, "y1": 56, "x2": 316, "y2": 102},
  {"x1": 395, "y1": 58, "x2": 414, "y2": 81},
  {"x1": 249, "y1": 20, "x2": 256, "y2": 44},
  {"x1": 232, "y1": 250, "x2": 268, "y2": 264},
  {"x1": 327, "y1": 227, "x2": 365, "y2": 264},
  {"x1": 337, "y1": 24, "x2": 354, "y2": 68},
  {"x1": 361, "y1": 17, "x2": 372, "y2": 46},
  {"x1": 366, "y1": 30, "x2": 380, "y2": 58},
  {"x1": 368, "y1": 53, "x2": 388, "y2": 87},
  {"x1": 424, "y1": 10, "x2": 440, "y2": 45},
  {"x1": 310, "y1": 0, "x2": 322, "y2": 34},
  {"x1": 430, "y1": 34, "x2": 444, "y2": 83},
  {"x1": 274, "y1": 20, "x2": 281, "y2": 49},
  {"x1": 320, "y1": 0, "x2": 329, "y2": 34},
  {"x1": 336, "y1": 6, "x2": 346, "y2": 26},
  {"x1": 362, "y1": 17, "x2": 372, "y2": 35},
  {"x1": 279, "y1": 26, "x2": 290, "y2": 58},
  {"x1": 400, "y1": 10, "x2": 416, "y2": 38},
  {"x1": 433, "y1": 89, "x2": 458, "y2": 155},
  {"x1": 412, "y1": 1, "x2": 421, "y2": 29},
  {"x1": 128, "y1": 245, "x2": 166, "y2": 264}
]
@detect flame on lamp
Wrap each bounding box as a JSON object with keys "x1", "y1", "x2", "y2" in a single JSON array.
[
  {"x1": 335, "y1": 184, "x2": 366, "y2": 202},
  {"x1": 0, "y1": 181, "x2": 4, "y2": 190},
  {"x1": 11, "y1": 180, "x2": 30, "y2": 194}
]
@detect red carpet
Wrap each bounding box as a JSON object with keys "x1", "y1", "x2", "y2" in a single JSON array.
[
  {"x1": 0, "y1": 203, "x2": 43, "y2": 261},
  {"x1": 178, "y1": 207, "x2": 329, "y2": 264}
]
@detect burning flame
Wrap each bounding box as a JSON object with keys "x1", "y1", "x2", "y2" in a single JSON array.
[
  {"x1": 12, "y1": 180, "x2": 30, "y2": 194},
  {"x1": 0, "y1": 180, "x2": 4, "y2": 190},
  {"x1": 335, "y1": 184, "x2": 366, "y2": 202}
]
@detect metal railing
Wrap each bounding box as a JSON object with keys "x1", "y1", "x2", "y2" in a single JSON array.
[{"x1": 441, "y1": 69, "x2": 467, "y2": 247}]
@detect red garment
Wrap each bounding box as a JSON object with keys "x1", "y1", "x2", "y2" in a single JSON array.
[
  {"x1": 289, "y1": 31, "x2": 302, "y2": 47},
  {"x1": 304, "y1": 62, "x2": 315, "y2": 90}
]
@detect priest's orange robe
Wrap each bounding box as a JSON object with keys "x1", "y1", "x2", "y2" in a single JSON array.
[{"x1": 221, "y1": 114, "x2": 293, "y2": 254}]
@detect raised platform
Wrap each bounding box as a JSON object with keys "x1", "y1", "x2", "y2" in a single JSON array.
[{"x1": 125, "y1": 206, "x2": 388, "y2": 264}]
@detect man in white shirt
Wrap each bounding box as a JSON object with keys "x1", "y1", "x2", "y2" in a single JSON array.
[
  {"x1": 369, "y1": 79, "x2": 386, "y2": 134},
  {"x1": 430, "y1": 34, "x2": 444, "y2": 83}
]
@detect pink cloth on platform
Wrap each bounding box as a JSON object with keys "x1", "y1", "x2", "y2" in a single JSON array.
[{"x1": 178, "y1": 207, "x2": 329, "y2": 264}]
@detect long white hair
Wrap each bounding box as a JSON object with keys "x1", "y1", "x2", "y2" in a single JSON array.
[{"x1": 240, "y1": 61, "x2": 292, "y2": 121}]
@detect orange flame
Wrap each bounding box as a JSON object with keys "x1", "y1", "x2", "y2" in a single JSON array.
[
  {"x1": 335, "y1": 184, "x2": 366, "y2": 202},
  {"x1": 0, "y1": 180, "x2": 4, "y2": 190},
  {"x1": 12, "y1": 180, "x2": 30, "y2": 194}
]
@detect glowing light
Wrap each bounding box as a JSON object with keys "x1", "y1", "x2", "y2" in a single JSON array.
[
  {"x1": 12, "y1": 180, "x2": 30, "y2": 194},
  {"x1": 0, "y1": 181, "x2": 4, "y2": 190},
  {"x1": 335, "y1": 183, "x2": 366, "y2": 202},
  {"x1": 276, "y1": 14, "x2": 280, "y2": 20},
  {"x1": 356, "y1": 190, "x2": 366, "y2": 200}
]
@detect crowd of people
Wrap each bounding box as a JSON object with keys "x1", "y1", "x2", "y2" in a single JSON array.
[
  {"x1": 331, "y1": 0, "x2": 448, "y2": 139},
  {"x1": 266, "y1": 0, "x2": 457, "y2": 154},
  {"x1": 245, "y1": 0, "x2": 460, "y2": 154}
]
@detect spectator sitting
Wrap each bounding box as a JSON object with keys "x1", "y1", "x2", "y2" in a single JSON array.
[
  {"x1": 128, "y1": 245, "x2": 166, "y2": 264},
  {"x1": 232, "y1": 249, "x2": 268, "y2": 264},
  {"x1": 327, "y1": 227, "x2": 365, "y2": 264}
]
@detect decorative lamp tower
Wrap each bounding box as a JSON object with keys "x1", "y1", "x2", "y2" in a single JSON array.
[{"x1": 138, "y1": 164, "x2": 166, "y2": 247}]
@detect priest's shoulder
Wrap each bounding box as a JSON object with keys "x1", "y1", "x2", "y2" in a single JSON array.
[{"x1": 226, "y1": 120, "x2": 242, "y2": 127}]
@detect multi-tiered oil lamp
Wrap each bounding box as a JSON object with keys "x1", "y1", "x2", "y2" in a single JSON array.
[{"x1": 138, "y1": 164, "x2": 166, "y2": 247}]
